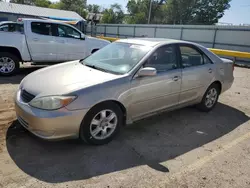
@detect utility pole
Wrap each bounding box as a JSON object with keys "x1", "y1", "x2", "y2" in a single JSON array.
[{"x1": 148, "y1": 0, "x2": 153, "y2": 24}]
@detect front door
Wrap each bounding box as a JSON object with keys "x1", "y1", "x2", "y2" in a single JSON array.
[
  {"x1": 178, "y1": 44, "x2": 215, "y2": 104},
  {"x1": 54, "y1": 23, "x2": 86, "y2": 61},
  {"x1": 129, "y1": 44, "x2": 182, "y2": 120}
]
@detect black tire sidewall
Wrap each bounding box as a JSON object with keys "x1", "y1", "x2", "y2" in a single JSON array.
[
  {"x1": 79, "y1": 103, "x2": 123, "y2": 145},
  {"x1": 198, "y1": 84, "x2": 219, "y2": 112},
  {"x1": 0, "y1": 52, "x2": 20, "y2": 76}
]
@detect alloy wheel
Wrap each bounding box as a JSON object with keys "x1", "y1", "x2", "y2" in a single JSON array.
[
  {"x1": 0, "y1": 57, "x2": 15, "y2": 74},
  {"x1": 205, "y1": 88, "x2": 218, "y2": 108},
  {"x1": 90, "y1": 109, "x2": 118, "y2": 140}
]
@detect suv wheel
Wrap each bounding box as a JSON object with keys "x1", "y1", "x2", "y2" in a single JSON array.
[{"x1": 0, "y1": 52, "x2": 20, "y2": 76}]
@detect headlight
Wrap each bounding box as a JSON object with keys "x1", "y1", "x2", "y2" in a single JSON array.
[{"x1": 29, "y1": 96, "x2": 76, "y2": 110}]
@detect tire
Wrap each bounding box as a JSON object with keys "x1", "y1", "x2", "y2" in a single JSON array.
[
  {"x1": 79, "y1": 102, "x2": 123, "y2": 145},
  {"x1": 197, "y1": 83, "x2": 220, "y2": 112},
  {"x1": 0, "y1": 52, "x2": 20, "y2": 76}
]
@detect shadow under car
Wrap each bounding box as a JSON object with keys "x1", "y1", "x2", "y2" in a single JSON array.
[{"x1": 6, "y1": 103, "x2": 249, "y2": 183}]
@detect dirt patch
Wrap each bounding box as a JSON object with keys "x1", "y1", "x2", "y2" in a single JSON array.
[{"x1": 0, "y1": 66, "x2": 40, "y2": 152}]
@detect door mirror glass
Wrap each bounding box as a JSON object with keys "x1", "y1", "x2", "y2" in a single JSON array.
[
  {"x1": 80, "y1": 33, "x2": 85, "y2": 40},
  {"x1": 137, "y1": 67, "x2": 157, "y2": 77}
]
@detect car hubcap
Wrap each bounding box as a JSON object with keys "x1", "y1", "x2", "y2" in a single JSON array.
[
  {"x1": 205, "y1": 88, "x2": 218, "y2": 108},
  {"x1": 0, "y1": 57, "x2": 15, "y2": 73},
  {"x1": 90, "y1": 109, "x2": 118, "y2": 140}
]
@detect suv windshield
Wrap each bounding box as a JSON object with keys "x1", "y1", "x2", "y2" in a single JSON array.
[{"x1": 82, "y1": 42, "x2": 152, "y2": 74}]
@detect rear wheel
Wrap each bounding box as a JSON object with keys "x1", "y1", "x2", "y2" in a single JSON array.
[
  {"x1": 0, "y1": 52, "x2": 20, "y2": 76},
  {"x1": 79, "y1": 102, "x2": 123, "y2": 145},
  {"x1": 197, "y1": 83, "x2": 220, "y2": 112}
]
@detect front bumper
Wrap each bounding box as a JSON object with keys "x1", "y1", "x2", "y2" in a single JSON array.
[{"x1": 15, "y1": 90, "x2": 88, "y2": 140}]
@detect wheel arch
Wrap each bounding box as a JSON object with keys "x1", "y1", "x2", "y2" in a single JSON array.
[
  {"x1": 211, "y1": 80, "x2": 222, "y2": 94},
  {"x1": 0, "y1": 46, "x2": 22, "y2": 61}
]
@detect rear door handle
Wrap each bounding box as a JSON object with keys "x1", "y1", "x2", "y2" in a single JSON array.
[
  {"x1": 32, "y1": 38, "x2": 39, "y2": 41},
  {"x1": 173, "y1": 76, "x2": 180, "y2": 81},
  {"x1": 208, "y1": 68, "x2": 213, "y2": 73}
]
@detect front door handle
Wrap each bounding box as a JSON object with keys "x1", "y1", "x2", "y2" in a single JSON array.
[
  {"x1": 32, "y1": 38, "x2": 39, "y2": 41},
  {"x1": 173, "y1": 76, "x2": 180, "y2": 81},
  {"x1": 208, "y1": 68, "x2": 213, "y2": 73}
]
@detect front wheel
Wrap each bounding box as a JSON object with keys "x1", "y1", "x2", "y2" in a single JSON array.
[
  {"x1": 79, "y1": 103, "x2": 123, "y2": 145},
  {"x1": 0, "y1": 52, "x2": 20, "y2": 76},
  {"x1": 197, "y1": 84, "x2": 220, "y2": 112}
]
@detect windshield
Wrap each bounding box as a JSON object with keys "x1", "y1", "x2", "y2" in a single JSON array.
[{"x1": 82, "y1": 42, "x2": 152, "y2": 74}]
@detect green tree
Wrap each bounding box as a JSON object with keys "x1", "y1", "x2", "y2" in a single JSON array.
[
  {"x1": 9, "y1": 0, "x2": 35, "y2": 5},
  {"x1": 49, "y1": 2, "x2": 63, "y2": 9},
  {"x1": 101, "y1": 3, "x2": 124, "y2": 24},
  {"x1": 126, "y1": 0, "x2": 231, "y2": 25},
  {"x1": 48, "y1": 0, "x2": 87, "y2": 18},
  {"x1": 126, "y1": 0, "x2": 168, "y2": 24},
  {"x1": 165, "y1": 0, "x2": 195, "y2": 24},
  {"x1": 165, "y1": 0, "x2": 231, "y2": 24},
  {"x1": 192, "y1": 0, "x2": 231, "y2": 25},
  {"x1": 126, "y1": 0, "x2": 147, "y2": 24},
  {"x1": 87, "y1": 4, "x2": 101, "y2": 13},
  {"x1": 34, "y1": 0, "x2": 51, "y2": 7},
  {"x1": 60, "y1": 0, "x2": 86, "y2": 11}
]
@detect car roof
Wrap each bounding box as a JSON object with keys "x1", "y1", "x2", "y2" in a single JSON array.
[
  {"x1": 17, "y1": 18, "x2": 72, "y2": 25},
  {"x1": 117, "y1": 38, "x2": 195, "y2": 47}
]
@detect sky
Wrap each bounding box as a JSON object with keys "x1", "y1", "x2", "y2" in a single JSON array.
[{"x1": 220, "y1": 0, "x2": 250, "y2": 24}]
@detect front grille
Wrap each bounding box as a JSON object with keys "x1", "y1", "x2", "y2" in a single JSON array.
[{"x1": 21, "y1": 89, "x2": 35, "y2": 103}]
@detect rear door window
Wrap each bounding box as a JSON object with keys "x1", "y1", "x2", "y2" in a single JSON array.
[
  {"x1": 31, "y1": 22, "x2": 52, "y2": 36},
  {"x1": 179, "y1": 45, "x2": 212, "y2": 68}
]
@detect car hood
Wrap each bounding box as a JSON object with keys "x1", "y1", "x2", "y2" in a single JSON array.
[{"x1": 20, "y1": 61, "x2": 121, "y2": 97}]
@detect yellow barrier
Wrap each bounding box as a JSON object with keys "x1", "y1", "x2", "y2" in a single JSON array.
[
  {"x1": 208, "y1": 48, "x2": 250, "y2": 59},
  {"x1": 96, "y1": 36, "x2": 119, "y2": 42},
  {"x1": 96, "y1": 36, "x2": 250, "y2": 60}
]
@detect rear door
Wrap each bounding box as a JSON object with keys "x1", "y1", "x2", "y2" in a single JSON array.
[
  {"x1": 53, "y1": 23, "x2": 86, "y2": 61},
  {"x1": 25, "y1": 21, "x2": 58, "y2": 62},
  {"x1": 178, "y1": 44, "x2": 215, "y2": 104}
]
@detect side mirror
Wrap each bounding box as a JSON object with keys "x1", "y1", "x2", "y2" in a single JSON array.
[
  {"x1": 80, "y1": 33, "x2": 85, "y2": 40},
  {"x1": 137, "y1": 67, "x2": 157, "y2": 77}
]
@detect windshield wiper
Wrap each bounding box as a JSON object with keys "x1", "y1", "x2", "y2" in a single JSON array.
[{"x1": 84, "y1": 64, "x2": 108, "y2": 73}]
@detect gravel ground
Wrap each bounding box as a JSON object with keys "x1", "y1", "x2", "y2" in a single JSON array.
[{"x1": 0, "y1": 66, "x2": 250, "y2": 188}]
